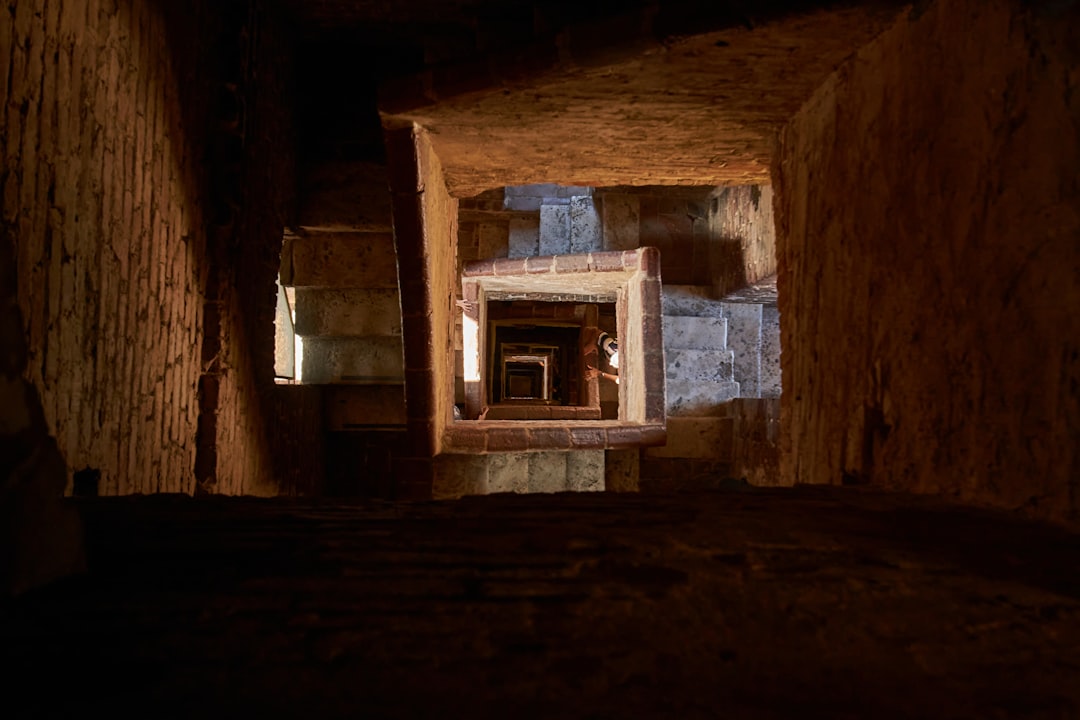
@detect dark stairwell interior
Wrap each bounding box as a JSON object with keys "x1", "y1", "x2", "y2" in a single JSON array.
[{"x1": 2, "y1": 0, "x2": 1079, "y2": 716}]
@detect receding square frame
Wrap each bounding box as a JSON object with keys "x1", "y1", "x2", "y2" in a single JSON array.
[{"x1": 446, "y1": 247, "x2": 667, "y2": 453}]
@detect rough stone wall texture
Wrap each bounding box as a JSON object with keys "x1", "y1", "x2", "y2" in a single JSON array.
[
  {"x1": 731, "y1": 398, "x2": 782, "y2": 487},
  {"x1": 386, "y1": 123, "x2": 460, "y2": 497},
  {"x1": 708, "y1": 185, "x2": 777, "y2": 297},
  {"x1": 3, "y1": 0, "x2": 318, "y2": 499},
  {"x1": 774, "y1": 0, "x2": 1080, "y2": 523},
  {"x1": 3, "y1": 0, "x2": 218, "y2": 495},
  {"x1": 382, "y1": 6, "x2": 902, "y2": 195},
  {"x1": 207, "y1": 0, "x2": 322, "y2": 497}
]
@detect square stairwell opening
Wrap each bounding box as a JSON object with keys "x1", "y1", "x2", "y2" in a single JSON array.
[
  {"x1": 443, "y1": 246, "x2": 666, "y2": 453},
  {"x1": 474, "y1": 299, "x2": 618, "y2": 421}
]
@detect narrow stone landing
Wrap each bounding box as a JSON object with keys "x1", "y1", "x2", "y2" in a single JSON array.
[{"x1": 3, "y1": 488, "x2": 1080, "y2": 718}]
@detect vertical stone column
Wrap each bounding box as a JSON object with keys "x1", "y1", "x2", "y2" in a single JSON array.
[{"x1": 385, "y1": 122, "x2": 459, "y2": 499}]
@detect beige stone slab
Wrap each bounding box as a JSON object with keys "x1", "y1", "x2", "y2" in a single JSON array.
[
  {"x1": 287, "y1": 231, "x2": 399, "y2": 289},
  {"x1": 294, "y1": 288, "x2": 401, "y2": 337}
]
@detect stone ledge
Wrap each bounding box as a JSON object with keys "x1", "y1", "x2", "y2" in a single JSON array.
[{"x1": 442, "y1": 421, "x2": 666, "y2": 454}]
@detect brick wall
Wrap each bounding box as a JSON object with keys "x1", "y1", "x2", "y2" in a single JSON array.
[
  {"x1": 774, "y1": 0, "x2": 1080, "y2": 523},
  {"x1": 707, "y1": 185, "x2": 776, "y2": 297},
  {"x1": 386, "y1": 123, "x2": 460, "y2": 497},
  {"x1": 4, "y1": 0, "x2": 320, "y2": 498},
  {"x1": 4, "y1": 0, "x2": 219, "y2": 494}
]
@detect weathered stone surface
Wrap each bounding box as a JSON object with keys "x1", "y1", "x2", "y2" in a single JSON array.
[
  {"x1": 666, "y1": 378, "x2": 740, "y2": 416},
  {"x1": 566, "y1": 449, "x2": 605, "y2": 492},
  {"x1": 323, "y1": 385, "x2": 406, "y2": 430},
  {"x1": 663, "y1": 315, "x2": 727, "y2": 351},
  {"x1": 381, "y1": 9, "x2": 899, "y2": 195},
  {"x1": 298, "y1": 161, "x2": 393, "y2": 231},
  {"x1": 708, "y1": 185, "x2": 777, "y2": 296},
  {"x1": 721, "y1": 302, "x2": 762, "y2": 399},
  {"x1": 433, "y1": 455, "x2": 489, "y2": 499},
  {"x1": 774, "y1": 0, "x2": 1080, "y2": 522},
  {"x1": 301, "y1": 336, "x2": 404, "y2": 384},
  {"x1": 539, "y1": 205, "x2": 571, "y2": 256},
  {"x1": 732, "y1": 398, "x2": 782, "y2": 486},
  {"x1": 666, "y1": 348, "x2": 735, "y2": 384},
  {"x1": 760, "y1": 306, "x2": 781, "y2": 399},
  {"x1": 604, "y1": 449, "x2": 639, "y2": 492},
  {"x1": 528, "y1": 451, "x2": 568, "y2": 493},
  {"x1": 569, "y1": 196, "x2": 602, "y2": 253},
  {"x1": 662, "y1": 285, "x2": 725, "y2": 318},
  {"x1": 286, "y1": 231, "x2": 399, "y2": 289},
  {"x1": 601, "y1": 194, "x2": 640, "y2": 251},
  {"x1": 294, "y1": 288, "x2": 402, "y2": 337},
  {"x1": 487, "y1": 453, "x2": 530, "y2": 494},
  {"x1": 508, "y1": 217, "x2": 540, "y2": 258}
]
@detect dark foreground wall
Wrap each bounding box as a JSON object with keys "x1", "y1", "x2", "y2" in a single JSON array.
[
  {"x1": 2, "y1": 0, "x2": 320, "y2": 500},
  {"x1": 775, "y1": 0, "x2": 1080, "y2": 523}
]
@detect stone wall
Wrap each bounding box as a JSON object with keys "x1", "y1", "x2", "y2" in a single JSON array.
[
  {"x1": 774, "y1": 0, "x2": 1080, "y2": 523},
  {"x1": 3, "y1": 0, "x2": 319, "y2": 499},
  {"x1": 4, "y1": 0, "x2": 218, "y2": 495},
  {"x1": 201, "y1": 1, "x2": 322, "y2": 497},
  {"x1": 386, "y1": 123, "x2": 460, "y2": 498},
  {"x1": 707, "y1": 185, "x2": 776, "y2": 297}
]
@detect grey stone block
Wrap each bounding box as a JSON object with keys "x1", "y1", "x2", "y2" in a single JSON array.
[
  {"x1": 666, "y1": 348, "x2": 735, "y2": 383},
  {"x1": 528, "y1": 451, "x2": 568, "y2": 493},
  {"x1": 761, "y1": 306, "x2": 782, "y2": 399},
  {"x1": 722, "y1": 302, "x2": 763, "y2": 399},
  {"x1": 661, "y1": 285, "x2": 724, "y2": 318},
  {"x1": 488, "y1": 453, "x2": 530, "y2": 494},
  {"x1": 569, "y1": 196, "x2": 602, "y2": 253},
  {"x1": 300, "y1": 336, "x2": 404, "y2": 384},
  {"x1": 566, "y1": 450, "x2": 605, "y2": 492},
  {"x1": 666, "y1": 378, "x2": 741, "y2": 416},
  {"x1": 503, "y1": 195, "x2": 543, "y2": 212},
  {"x1": 663, "y1": 315, "x2": 728, "y2": 351},
  {"x1": 539, "y1": 204, "x2": 571, "y2": 255},
  {"x1": 294, "y1": 288, "x2": 401, "y2": 337}
]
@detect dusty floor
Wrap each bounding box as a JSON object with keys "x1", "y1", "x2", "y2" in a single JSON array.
[{"x1": 3, "y1": 486, "x2": 1080, "y2": 718}]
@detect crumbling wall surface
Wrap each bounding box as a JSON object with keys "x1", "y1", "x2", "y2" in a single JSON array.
[
  {"x1": 3, "y1": 0, "x2": 217, "y2": 495},
  {"x1": 775, "y1": 0, "x2": 1080, "y2": 523}
]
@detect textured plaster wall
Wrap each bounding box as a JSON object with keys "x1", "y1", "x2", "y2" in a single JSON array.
[{"x1": 774, "y1": 0, "x2": 1080, "y2": 523}]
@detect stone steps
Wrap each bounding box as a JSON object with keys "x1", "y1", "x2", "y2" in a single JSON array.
[
  {"x1": 434, "y1": 449, "x2": 606, "y2": 498},
  {"x1": 666, "y1": 348, "x2": 735, "y2": 384},
  {"x1": 294, "y1": 288, "x2": 401, "y2": 337},
  {"x1": 300, "y1": 336, "x2": 404, "y2": 385},
  {"x1": 665, "y1": 378, "x2": 741, "y2": 416},
  {"x1": 284, "y1": 162, "x2": 407, "y2": 394},
  {"x1": 663, "y1": 315, "x2": 728, "y2": 351}
]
